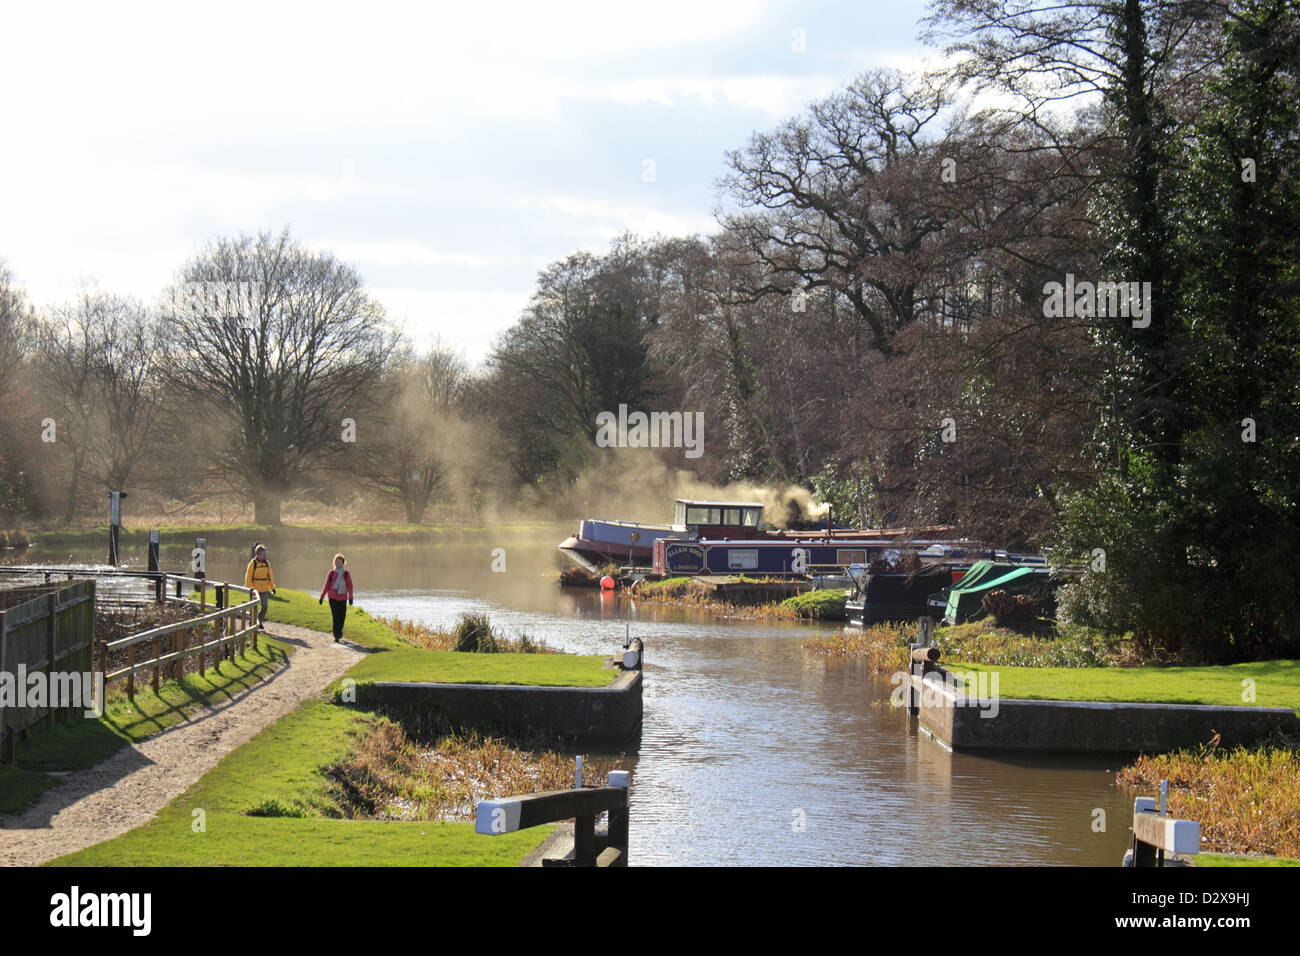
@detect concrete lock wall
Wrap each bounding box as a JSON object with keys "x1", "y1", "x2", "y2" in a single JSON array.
[
  {"x1": 361, "y1": 668, "x2": 642, "y2": 741},
  {"x1": 909, "y1": 670, "x2": 1300, "y2": 754}
]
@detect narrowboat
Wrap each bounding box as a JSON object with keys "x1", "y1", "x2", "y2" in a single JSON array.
[{"x1": 561, "y1": 498, "x2": 1004, "y2": 577}]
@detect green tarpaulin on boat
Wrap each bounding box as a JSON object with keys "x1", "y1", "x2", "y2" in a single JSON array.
[
  {"x1": 949, "y1": 561, "x2": 1025, "y2": 592},
  {"x1": 924, "y1": 561, "x2": 1025, "y2": 618},
  {"x1": 943, "y1": 565, "x2": 1050, "y2": 624}
]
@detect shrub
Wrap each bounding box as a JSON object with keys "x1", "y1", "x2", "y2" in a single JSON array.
[
  {"x1": 244, "y1": 798, "x2": 311, "y2": 818},
  {"x1": 452, "y1": 612, "x2": 497, "y2": 653}
]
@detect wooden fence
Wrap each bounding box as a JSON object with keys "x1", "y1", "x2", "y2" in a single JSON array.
[
  {"x1": 98, "y1": 574, "x2": 261, "y2": 700},
  {"x1": 0, "y1": 580, "x2": 96, "y2": 763}
]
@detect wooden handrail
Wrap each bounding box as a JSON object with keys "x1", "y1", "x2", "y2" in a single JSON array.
[
  {"x1": 1129, "y1": 795, "x2": 1200, "y2": 867},
  {"x1": 101, "y1": 575, "x2": 262, "y2": 698},
  {"x1": 105, "y1": 598, "x2": 257, "y2": 650},
  {"x1": 476, "y1": 771, "x2": 631, "y2": 867},
  {"x1": 105, "y1": 623, "x2": 260, "y2": 682}
]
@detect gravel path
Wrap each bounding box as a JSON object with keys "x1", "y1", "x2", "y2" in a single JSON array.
[{"x1": 0, "y1": 622, "x2": 362, "y2": 866}]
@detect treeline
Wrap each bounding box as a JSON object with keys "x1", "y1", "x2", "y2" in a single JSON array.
[
  {"x1": 0, "y1": 232, "x2": 504, "y2": 528},
  {"x1": 480, "y1": 0, "x2": 1300, "y2": 661},
  {"x1": 0, "y1": 0, "x2": 1295, "y2": 660}
]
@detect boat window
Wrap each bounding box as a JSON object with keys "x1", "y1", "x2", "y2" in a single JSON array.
[
  {"x1": 724, "y1": 508, "x2": 741, "y2": 526},
  {"x1": 728, "y1": 549, "x2": 759, "y2": 570},
  {"x1": 674, "y1": 502, "x2": 686, "y2": 524},
  {"x1": 686, "y1": 507, "x2": 709, "y2": 524},
  {"x1": 837, "y1": 550, "x2": 867, "y2": 565},
  {"x1": 709, "y1": 508, "x2": 722, "y2": 524},
  {"x1": 742, "y1": 510, "x2": 760, "y2": 527}
]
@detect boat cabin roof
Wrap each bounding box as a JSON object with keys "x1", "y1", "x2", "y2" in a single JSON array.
[
  {"x1": 673, "y1": 499, "x2": 765, "y2": 529},
  {"x1": 673, "y1": 498, "x2": 764, "y2": 509}
]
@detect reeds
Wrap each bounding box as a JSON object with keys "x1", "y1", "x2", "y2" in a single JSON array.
[
  {"x1": 320, "y1": 717, "x2": 625, "y2": 821},
  {"x1": 802, "y1": 622, "x2": 912, "y2": 673},
  {"x1": 1118, "y1": 741, "x2": 1300, "y2": 859},
  {"x1": 932, "y1": 623, "x2": 1120, "y2": 668}
]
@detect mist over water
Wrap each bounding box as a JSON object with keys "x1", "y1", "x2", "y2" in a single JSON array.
[{"x1": 13, "y1": 538, "x2": 1134, "y2": 865}]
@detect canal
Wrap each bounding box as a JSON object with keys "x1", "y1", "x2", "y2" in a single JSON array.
[{"x1": 13, "y1": 537, "x2": 1136, "y2": 866}]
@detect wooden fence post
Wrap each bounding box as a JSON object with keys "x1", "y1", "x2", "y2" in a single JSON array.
[
  {"x1": 573, "y1": 813, "x2": 596, "y2": 866},
  {"x1": 217, "y1": 584, "x2": 227, "y2": 663},
  {"x1": 152, "y1": 633, "x2": 160, "y2": 694},
  {"x1": 126, "y1": 643, "x2": 135, "y2": 700},
  {"x1": 607, "y1": 770, "x2": 630, "y2": 866},
  {"x1": 96, "y1": 639, "x2": 107, "y2": 703},
  {"x1": 45, "y1": 593, "x2": 57, "y2": 728}
]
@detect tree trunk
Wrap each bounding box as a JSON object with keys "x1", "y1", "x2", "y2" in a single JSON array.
[
  {"x1": 253, "y1": 493, "x2": 282, "y2": 526},
  {"x1": 403, "y1": 491, "x2": 428, "y2": 525},
  {"x1": 62, "y1": 452, "x2": 82, "y2": 526}
]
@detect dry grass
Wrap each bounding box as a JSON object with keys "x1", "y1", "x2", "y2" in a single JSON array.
[
  {"x1": 803, "y1": 619, "x2": 1125, "y2": 671},
  {"x1": 1118, "y1": 739, "x2": 1300, "y2": 858},
  {"x1": 803, "y1": 623, "x2": 913, "y2": 673},
  {"x1": 321, "y1": 717, "x2": 626, "y2": 821},
  {"x1": 932, "y1": 621, "x2": 1121, "y2": 668}
]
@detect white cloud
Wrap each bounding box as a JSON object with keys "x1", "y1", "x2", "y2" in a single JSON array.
[
  {"x1": 0, "y1": 0, "x2": 937, "y2": 361},
  {"x1": 373, "y1": 286, "x2": 533, "y2": 366}
]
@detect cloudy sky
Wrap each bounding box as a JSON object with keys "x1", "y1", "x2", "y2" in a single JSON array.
[{"x1": 1, "y1": 0, "x2": 938, "y2": 365}]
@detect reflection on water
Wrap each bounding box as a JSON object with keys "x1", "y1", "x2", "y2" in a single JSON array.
[{"x1": 11, "y1": 539, "x2": 1134, "y2": 866}]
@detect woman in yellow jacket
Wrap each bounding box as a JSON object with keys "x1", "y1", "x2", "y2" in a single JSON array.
[{"x1": 245, "y1": 543, "x2": 276, "y2": 630}]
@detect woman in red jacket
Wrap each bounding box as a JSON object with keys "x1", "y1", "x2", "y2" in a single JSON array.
[{"x1": 319, "y1": 553, "x2": 354, "y2": 643}]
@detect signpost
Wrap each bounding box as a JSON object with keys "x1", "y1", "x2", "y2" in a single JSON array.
[{"x1": 107, "y1": 491, "x2": 128, "y2": 567}]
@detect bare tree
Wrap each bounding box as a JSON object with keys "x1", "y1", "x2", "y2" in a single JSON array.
[
  {"x1": 88, "y1": 297, "x2": 167, "y2": 492},
  {"x1": 34, "y1": 292, "x2": 103, "y2": 523},
  {"x1": 0, "y1": 262, "x2": 38, "y2": 517},
  {"x1": 165, "y1": 228, "x2": 398, "y2": 525},
  {"x1": 351, "y1": 343, "x2": 470, "y2": 523},
  {"x1": 0, "y1": 260, "x2": 33, "y2": 400},
  {"x1": 719, "y1": 69, "x2": 966, "y2": 360},
  {"x1": 34, "y1": 290, "x2": 168, "y2": 520}
]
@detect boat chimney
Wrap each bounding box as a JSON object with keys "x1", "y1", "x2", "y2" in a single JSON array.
[{"x1": 826, "y1": 505, "x2": 832, "y2": 534}]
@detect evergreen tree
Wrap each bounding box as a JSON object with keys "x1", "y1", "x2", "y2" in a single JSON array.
[{"x1": 1056, "y1": 0, "x2": 1300, "y2": 660}]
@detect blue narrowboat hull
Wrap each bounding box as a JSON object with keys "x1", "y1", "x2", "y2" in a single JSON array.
[{"x1": 654, "y1": 537, "x2": 1046, "y2": 577}]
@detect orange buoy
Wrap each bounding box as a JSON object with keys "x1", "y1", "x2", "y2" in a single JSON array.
[{"x1": 599, "y1": 575, "x2": 616, "y2": 590}]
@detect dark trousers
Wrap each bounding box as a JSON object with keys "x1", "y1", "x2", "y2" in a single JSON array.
[{"x1": 328, "y1": 598, "x2": 347, "y2": 639}]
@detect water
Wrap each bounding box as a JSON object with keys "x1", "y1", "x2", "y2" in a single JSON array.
[{"x1": 9, "y1": 538, "x2": 1135, "y2": 865}]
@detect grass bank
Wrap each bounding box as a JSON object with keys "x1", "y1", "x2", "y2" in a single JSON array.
[
  {"x1": 48, "y1": 700, "x2": 547, "y2": 866},
  {"x1": 782, "y1": 588, "x2": 847, "y2": 621},
  {"x1": 950, "y1": 660, "x2": 1300, "y2": 713},
  {"x1": 1198, "y1": 853, "x2": 1300, "y2": 867},
  {"x1": 44, "y1": 589, "x2": 620, "y2": 865},
  {"x1": 261, "y1": 589, "x2": 615, "y2": 688},
  {"x1": 804, "y1": 620, "x2": 1300, "y2": 711}
]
